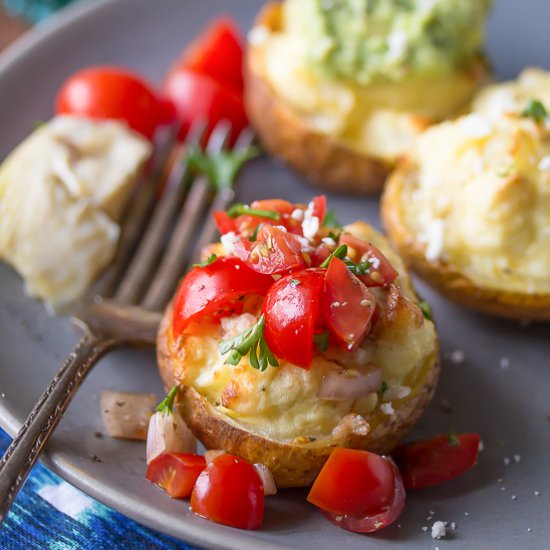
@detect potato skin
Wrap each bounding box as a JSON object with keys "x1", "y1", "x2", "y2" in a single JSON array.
[
  {"x1": 382, "y1": 164, "x2": 550, "y2": 320},
  {"x1": 157, "y1": 300, "x2": 440, "y2": 488},
  {"x1": 244, "y1": 3, "x2": 390, "y2": 195}
]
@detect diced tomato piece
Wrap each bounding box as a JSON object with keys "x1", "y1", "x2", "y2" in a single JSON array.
[
  {"x1": 311, "y1": 195, "x2": 327, "y2": 226},
  {"x1": 191, "y1": 453, "x2": 264, "y2": 530},
  {"x1": 163, "y1": 68, "x2": 247, "y2": 145},
  {"x1": 250, "y1": 199, "x2": 294, "y2": 216},
  {"x1": 213, "y1": 210, "x2": 237, "y2": 235},
  {"x1": 172, "y1": 257, "x2": 273, "y2": 337},
  {"x1": 263, "y1": 269, "x2": 325, "y2": 368},
  {"x1": 322, "y1": 257, "x2": 376, "y2": 351},
  {"x1": 146, "y1": 453, "x2": 206, "y2": 499},
  {"x1": 176, "y1": 17, "x2": 244, "y2": 93},
  {"x1": 393, "y1": 433, "x2": 481, "y2": 490},
  {"x1": 308, "y1": 448, "x2": 405, "y2": 533},
  {"x1": 237, "y1": 225, "x2": 308, "y2": 275},
  {"x1": 339, "y1": 233, "x2": 398, "y2": 287}
]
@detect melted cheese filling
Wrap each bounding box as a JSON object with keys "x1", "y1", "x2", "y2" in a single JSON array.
[
  {"x1": 170, "y1": 223, "x2": 437, "y2": 443},
  {"x1": 251, "y1": 4, "x2": 483, "y2": 162},
  {"x1": 398, "y1": 68, "x2": 550, "y2": 294}
]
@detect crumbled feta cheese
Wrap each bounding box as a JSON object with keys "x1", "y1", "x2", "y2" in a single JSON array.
[
  {"x1": 478, "y1": 440, "x2": 484, "y2": 452},
  {"x1": 503, "y1": 457, "x2": 511, "y2": 466},
  {"x1": 511, "y1": 495, "x2": 517, "y2": 501},
  {"x1": 220, "y1": 231, "x2": 239, "y2": 254},
  {"x1": 380, "y1": 402, "x2": 395, "y2": 416},
  {"x1": 513, "y1": 454, "x2": 521, "y2": 463},
  {"x1": 384, "y1": 384, "x2": 411, "y2": 401},
  {"x1": 500, "y1": 357, "x2": 510, "y2": 369},
  {"x1": 431, "y1": 521, "x2": 447, "y2": 539},
  {"x1": 538, "y1": 156, "x2": 550, "y2": 171},
  {"x1": 422, "y1": 526, "x2": 429, "y2": 532},
  {"x1": 460, "y1": 113, "x2": 493, "y2": 139},
  {"x1": 534, "y1": 490, "x2": 541, "y2": 496},
  {"x1": 321, "y1": 237, "x2": 336, "y2": 248},
  {"x1": 369, "y1": 256, "x2": 381, "y2": 269},
  {"x1": 449, "y1": 350, "x2": 465, "y2": 364},
  {"x1": 248, "y1": 26, "x2": 269, "y2": 46},
  {"x1": 450, "y1": 522, "x2": 457, "y2": 530},
  {"x1": 464, "y1": 512, "x2": 470, "y2": 517},
  {"x1": 419, "y1": 219, "x2": 445, "y2": 261},
  {"x1": 290, "y1": 208, "x2": 304, "y2": 221},
  {"x1": 302, "y1": 201, "x2": 321, "y2": 241}
]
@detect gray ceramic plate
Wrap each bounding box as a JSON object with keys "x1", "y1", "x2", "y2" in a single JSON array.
[{"x1": 1, "y1": 0, "x2": 549, "y2": 548}]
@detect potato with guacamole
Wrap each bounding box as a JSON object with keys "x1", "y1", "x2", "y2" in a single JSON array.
[{"x1": 245, "y1": 0, "x2": 491, "y2": 194}]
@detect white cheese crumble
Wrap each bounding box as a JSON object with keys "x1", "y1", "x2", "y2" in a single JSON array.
[
  {"x1": 460, "y1": 113, "x2": 493, "y2": 139},
  {"x1": 220, "y1": 231, "x2": 240, "y2": 254},
  {"x1": 321, "y1": 237, "x2": 336, "y2": 248},
  {"x1": 384, "y1": 384, "x2": 411, "y2": 401},
  {"x1": 500, "y1": 357, "x2": 510, "y2": 369},
  {"x1": 513, "y1": 454, "x2": 521, "y2": 463},
  {"x1": 449, "y1": 349, "x2": 465, "y2": 364},
  {"x1": 538, "y1": 156, "x2": 550, "y2": 171},
  {"x1": 419, "y1": 219, "x2": 445, "y2": 261},
  {"x1": 302, "y1": 201, "x2": 320, "y2": 241},
  {"x1": 431, "y1": 521, "x2": 447, "y2": 539},
  {"x1": 380, "y1": 402, "x2": 395, "y2": 416},
  {"x1": 290, "y1": 208, "x2": 304, "y2": 221},
  {"x1": 247, "y1": 26, "x2": 269, "y2": 46}
]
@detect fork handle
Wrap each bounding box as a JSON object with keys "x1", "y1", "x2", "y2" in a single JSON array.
[{"x1": 0, "y1": 332, "x2": 116, "y2": 521}]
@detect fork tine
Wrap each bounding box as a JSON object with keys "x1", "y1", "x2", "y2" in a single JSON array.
[
  {"x1": 90, "y1": 125, "x2": 179, "y2": 299},
  {"x1": 113, "y1": 121, "x2": 206, "y2": 305},
  {"x1": 140, "y1": 122, "x2": 232, "y2": 312},
  {"x1": 189, "y1": 128, "x2": 256, "y2": 265}
]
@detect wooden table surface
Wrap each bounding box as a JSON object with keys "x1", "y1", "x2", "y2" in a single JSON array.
[{"x1": 0, "y1": 7, "x2": 29, "y2": 51}]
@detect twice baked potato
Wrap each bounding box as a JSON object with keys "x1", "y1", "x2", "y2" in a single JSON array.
[
  {"x1": 245, "y1": 1, "x2": 489, "y2": 195},
  {"x1": 382, "y1": 68, "x2": 550, "y2": 320},
  {"x1": 157, "y1": 198, "x2": 439, "y2": 487}
]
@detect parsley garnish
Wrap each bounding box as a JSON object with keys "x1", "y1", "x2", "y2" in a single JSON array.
[
  {"x1": 194, "y1": 253, "x2": 217, "y2": 268},
  {"x1": 345, "y1": 259, "x2": 372, "y2": 276},
  {"x1": 226, "y1": 203, "x2": 280, "y2": 220},
  {"x1": 185, "y1": 145, "x2": 259, "y2": 191},
  {"x1": 418, "y1": 300, "x2": 432, "y2": 320},
  {"x1": 323, "y1": 209, "x2": 342, "y2": 228},
  {"x1": 320, "y1": 244, "x2": 348, "y2": 268},
  {"x1": 521, "y1": 99, "x2": 548, "y2": 123},
  {"x1": 156, "y1": 385, "x2": 178, "y2": 414},
  {"x1": 220, "y1": 314, "x2": 279, "y2": 371},
  {"x1": 327, "y1": 231, "x2": 341, "y2": 241},
  {"x1": 290, "y1": 279, "x2": 301, "y2": 287},
  {"x1": 249, "y1": 224, "x2": 261, "y2": 242},
  {"x1": 313, "y1": 331, "x2": 330, "y2": 352},
  {"x1": 448, "y1": 433, "x2": 460, "y2": 447}
]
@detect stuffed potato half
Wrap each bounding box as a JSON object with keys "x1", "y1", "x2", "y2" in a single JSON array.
[
  {"x1": 157, "y1": 198, "x2": 439, "y2": 488},
  {"x1": 245, "y1": 1, "x2": 489, "y2": 195},
  {"x1": 382, "y1": 68, "x2": 550, "y2": 320}
]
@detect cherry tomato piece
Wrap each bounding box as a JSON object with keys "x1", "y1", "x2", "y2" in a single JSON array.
[
  {"x1": 263, "y1": 269, "x2": 325, "y2": 368},
  {"x1": 146, "y1": 453, "x2": 206, "y2": 499},
  {"x1": 213, "y1": 210, "x2": 237, "y2": 235},
  {"x1": 311, "y1": 195, "x2": 327, "y2": 226},
  {"x1": 163, "y1": 68, "x2": 247, "y2": 145},
  {"x1": 339, "y1": 233, "x2": 398, "y2": 287},
  {"x1": 56, "y1": 66, "x2": 163, "y2": 140},
  {"x1": 322, "y1": 257, "x2": 376, "y2": 351},
  {"x1": 176, "y1": 17, "x2": 244, "y2": 93},
  {"x1": 172, "y1": 257, "x2": 273, "y2": 337},
  {"x1": 393, "y1": 433, "x2": 481, "y2": 490},
  {"x1": 191, "y1": 453, "x2": 264, "y2": 530},
  {"x1": 319, "y1": 456, "x2": 406, "y2": 534}
]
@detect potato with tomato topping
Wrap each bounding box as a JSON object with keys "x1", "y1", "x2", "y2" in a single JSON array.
[{"x1": 157, "y1": 197, "x2": 439, "y2": 487}]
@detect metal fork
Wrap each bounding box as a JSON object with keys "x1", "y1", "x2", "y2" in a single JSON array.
[{"x1": 0, "y1": 121, "x2": 253, "y2": 521}]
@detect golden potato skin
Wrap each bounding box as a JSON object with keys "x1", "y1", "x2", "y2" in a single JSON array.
[
  {"x1": 382, "y1": 165, "x2": 550, "y2": 320},
  {"x1": 157, "y1": 302, "x2": 440, "y2": 488},
  {"x1": 244, "y1": 3, "x2": 390, "y2": 195}
]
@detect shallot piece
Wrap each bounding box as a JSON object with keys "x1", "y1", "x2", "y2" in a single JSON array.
[
  {"x1": 146, "y1": 410, "x2": 197, "y2": 464},
  {"x1": 318, "y1": 368, "x2": 382, "y2": 401},
  {"x1": 100, "y1": 391, "x2": 156, "y2": 440},
  {"x1": 204, "y1": 449, "x2": 226, "y2": 465},
  {"x1": 254, "y1": 463, "x2": 277, "y2": 496}
]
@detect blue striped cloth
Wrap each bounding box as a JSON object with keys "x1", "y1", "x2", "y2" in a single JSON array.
[{"x1": 0, "y1": 429, "x2": 199, "y2": 549}]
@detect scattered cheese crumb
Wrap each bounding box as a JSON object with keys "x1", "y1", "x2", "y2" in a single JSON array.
[
  {"x1": 450, "y1": 522, "x2": 457, "y2": 530},
  {"x1": 290, "y1": 208, "x2": 304, "y2": 221},
  {"x1": 321, "y1": 237, "x2": 336, "y2": 248},
  {"x1": 500, "y1": 357, "x2": 510, "y2": 369},
  {"x1": 527, "y1": 528, "x2": 532, "y2": 532},
  {"x1": 302, "y1": 202, "x2": 320, "y2": 240},
  {"x1": 513, "y1": 454, "x2": 521, "y2": 463},
  {"x1": 503, "y1": 457, "x2": 511, "y2": 466},
  {"x1": 534, "y1": 490, "x2": 541, "y2": 496},
  {"x1": 220, "y1": 232, "x2": 239, "y2": 254},
  {"x1": 422, "y1": 526, "x2": 429, "y2": 532},
  {"x1": 464, "y1": 512, "x2": 470, "y2": 517},
  {"x1": 460, "y1": 113, "x2": 493, "y2": 138},
  {"x1": 478, "y1": 440, "x2": 485, "y2": 452},
  {"x1": 380, "y1": 403, "x2": 395, "y2": 416},
  {"x1": 431, "y1": 521, "x2": 447, "y2": 539},
  {"x1": 511, "y1": 495, "x2": 517, "y2": 501},
  {"x1": 385, "y1": 384, "x2": 411, "y2": 400},
  {"x1": 450, "y1": 350, "x2": 465, "y2": 364}
]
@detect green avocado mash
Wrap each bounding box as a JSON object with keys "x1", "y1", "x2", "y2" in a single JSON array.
[{"x1": 284, "y1": 0, "x2": 491, "y2": 84}]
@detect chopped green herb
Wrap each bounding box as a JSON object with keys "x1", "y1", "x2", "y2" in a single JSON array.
[
  {"x1": 448, "y1": 433, "x2": 460, "y2": 447},
  {"x1": 521, "y1": 99, "x2": 548, "y2": 123},
  {"x1": 227, "y1": 203, "x2": 280, "y2": 220},
  {"x1": 185, "y1": 145, "x2": 259, "y2": 191},
  {"x1": 290, "y1": 279, "x2": 301, "y2": 287},
  {"x1": 418, "y1": 300, "x2": 432, "y2": 320},
  {"x1": 380, "y1": 381, "x2": 388, "y2": 394},
  {"x1": 156, "y1": 385, "x2": 178, "y2": 414},
  {"x1": 313, "y1": 331, "x2": 330, "y2": 352},
  {"x1": 327, "y1": 231, "x2": 341, "y2": 242},
  {"x1": 320, "y1": 244, "x2": 348, "y2": 268},
  {"x1": 249, "y1": 224, "x2": 261, "y2": 242},
  {"x1": 345, "y1": 259, "x2": 372, "y2": 276},
  {"x1": 323, "y1": 209, "x2": 342, "y2": 228},
  {"x1": 220, "y1": 314, "x2": 279, "y2": 371},
  {"x1": 194, "y1": 253, "x2": 217, "y2": 268}
]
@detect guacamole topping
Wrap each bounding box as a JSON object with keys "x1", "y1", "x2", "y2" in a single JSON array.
[{"x1": 284, "y1": 0, "x2": 491, "y2": 84}]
